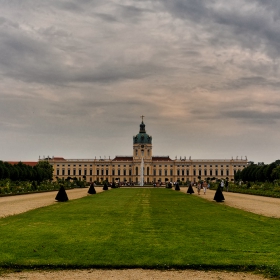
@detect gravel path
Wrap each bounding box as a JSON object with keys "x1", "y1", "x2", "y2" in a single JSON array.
[
  {"x1": 0, "y1": 269, "x2": 266, "y2": 280},
  {"x1": 0, "y1": 187, "x2": 103, "y2": 218},
  {"x1": 179, "y1": 187, "x2": 280, "y2": 218},
  {"x1": 0, "y1": 187, "x2": 277, "y2": 280}
]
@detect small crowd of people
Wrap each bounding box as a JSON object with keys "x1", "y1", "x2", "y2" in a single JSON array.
[
  {"x1": 193, "y1": 180, "x2": 210, "y2": 195},
  {"x1": 188, "y1": 179, "x2": 229, "y2": 195}
]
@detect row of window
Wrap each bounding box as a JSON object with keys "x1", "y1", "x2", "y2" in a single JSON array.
[
  {"x1": 58, "y1": 176, "x2": 236, "y2": 184},
  {"x1": 56, "y1": 169, "x2": 93, "y2": 176},
  {"x1": 56, "y1": 168, "x2": 241, "y2": 176},
  {"x1": 55, "y1": 164, "x2": 246, "y2": 169}
]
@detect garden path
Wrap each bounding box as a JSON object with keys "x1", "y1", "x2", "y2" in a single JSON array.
[
  {"x1": 179, "y1": 187, "x2": 280, "y2": 218},
  {"x1": 0, "y1": 187, "x2": 103, "y2": 218},
  {"x1": 0, "y1": 268, "x2": 266, "y2": 280}
]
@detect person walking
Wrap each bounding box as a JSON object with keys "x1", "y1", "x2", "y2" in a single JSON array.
[
  {"x1": 220, "y1": 180, "x2": 224, "y2": 191},
  {"x1": 202, "y1": 180, "x2": 208, "y2": 195},
  {"x1": 225, "y1": 180, "x2": 229, "y2": 191},
  {"x1": 197, "y1": 182, "x2": 201, "y2": 195}
]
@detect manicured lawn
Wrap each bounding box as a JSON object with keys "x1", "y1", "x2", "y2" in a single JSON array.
[{"x1": 0, "y1": 188, "x2": 280, "y2": 276}]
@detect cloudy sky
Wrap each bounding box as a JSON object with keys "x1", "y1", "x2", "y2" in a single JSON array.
[{"x1": 1, "y1": 0, "x2": 280, "y2": 164}]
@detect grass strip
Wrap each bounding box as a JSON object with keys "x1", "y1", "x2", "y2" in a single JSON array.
[{"x1": 0, "y1": 189, "x2": 279, "y2": 277}]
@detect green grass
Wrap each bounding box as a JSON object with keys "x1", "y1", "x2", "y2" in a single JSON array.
[{"x1": 0, "y1": 188, "x2": 280, "y2": 277}]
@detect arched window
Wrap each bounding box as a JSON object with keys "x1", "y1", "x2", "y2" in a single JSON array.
[
  {"x1": 147, "y1": 167, "x2": 149, "y2": 176},
  {"x1": 136, "y1": 167, "x2": 138, "y2": 176}
]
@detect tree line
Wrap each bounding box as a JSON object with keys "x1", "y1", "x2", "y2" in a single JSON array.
[
  {"x1": 0, "y1": 161, "x2": 53, "y2": 182},
  {"x1": 234, "y1": 160, "x2": 280, "y2": 182}
]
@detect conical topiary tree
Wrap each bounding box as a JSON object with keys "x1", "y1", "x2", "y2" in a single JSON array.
[
  {"x1": 55, "y1": 186, "x2": 69, "y2": 202},
  {"x1": 88, "y1": 183, "x2": 96, "y2": 194},
  {"x1": 214, "y1": 186, "x2": 225, "y2": 202},
  {"x1": 175, "y1": 183, "x2": 180, "y2": 191},
  {"x1": 187, "y1": 184, "x2": 194, "y2": 194},
  {"x1": 103, "y1": 182, "x2": 108, "y2": 191}
]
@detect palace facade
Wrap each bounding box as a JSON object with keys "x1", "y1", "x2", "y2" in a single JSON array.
[{"x1": 43, "y1": 120, "x2": 248, "y2": 184}]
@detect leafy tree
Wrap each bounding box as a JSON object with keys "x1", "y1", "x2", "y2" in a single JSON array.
[
  {"x1": 256, "y1": 166, "x2": 266, "y2": 181},
  {"x1": 265, "y1": 162, "x2": 277, "y2": 182},
  {"x1": 10, "y1": 166, "x2": 19, "y2": 181},
  {"x1": 271, "y1": 166, "x2": 280, "y2": 181},
  {"x1": 234, "y1": 170, "x2": 241, "y2": 181},
  {"x1": 0, "y1": 165, "x2": 4, "y2": 180},
  {"x1": 35, "y1": 161, "x2": 53, "y2": 181}
]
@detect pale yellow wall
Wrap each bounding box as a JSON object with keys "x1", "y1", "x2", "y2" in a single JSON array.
[
  {"x1": 48, "y1": 158, "x2": 247, "y2": 183},
  {"x1": 133, "y1": 143, "x2": 152, "y2": 160}
]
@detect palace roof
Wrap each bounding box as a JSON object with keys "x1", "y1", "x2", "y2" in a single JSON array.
[
  {"x1": 152, "y1": 156, "x2": 172, "y2": 161},
  {"x1": 113, "y1": 156, "x2": 133, "y2": 161}
]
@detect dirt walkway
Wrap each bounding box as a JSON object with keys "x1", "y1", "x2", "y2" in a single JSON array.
[
  {"x1": 0, "y1": 187, "x2": 103, "y2": 218},
  {"x1": 179, "y1": 187, "x2": 280, "y2": 218},
  {"x1": 0, "y1": 269, "x2": 267, "y2": 280}
]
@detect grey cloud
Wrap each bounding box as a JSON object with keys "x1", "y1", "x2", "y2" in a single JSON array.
[
  {"x1": 94, "y1": 13, "x2": 119, "y2": 23},
  {"x1": 0, "y1": 16, "x2": 19, "y2": 29},
  {"x1": 225, "y1": 77, "x2": 280, "y2": 91},
  {"x1": 162, "y1": 1, "x2": 280, "y2": 58},
  {"x1": 117, "y1": 4, "x2": 153, "y2": 21},
  {"x1": 94, "y1": 4, "x2": 154, "y2": 25},
  {"x1": 223, "y1": 109, "x2": 280, "y2": 123},
  {"x1": 0, "y1": 17, "x2": 6, "y2": 25},
  {"x1": 55, "y1": 1, "x2": 85, "y2": 12},
  {"x1": 0, "y1": 15, "x2": 167, "y2": 86},
  {"x1": 160, "y1": 0, "x2": 212, "y2": 22},
  {"x1": 38, "y1": 26, "x2": 71, "y2": 38},
  {"x1": 73, "y1": 62, "x2": 166, "y2": 84}
]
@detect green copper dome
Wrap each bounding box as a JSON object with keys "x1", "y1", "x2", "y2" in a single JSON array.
[{"x1": 133, "y1": 121, "x2": 152, "y2": 144}]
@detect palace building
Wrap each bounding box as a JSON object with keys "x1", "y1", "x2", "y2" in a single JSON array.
[{"x1": 43, "y1": 119, "x2": 248, "y2": 184}]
